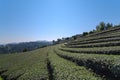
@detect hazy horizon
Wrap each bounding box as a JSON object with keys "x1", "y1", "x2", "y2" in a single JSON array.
[
  {"x1": 0, "y1": 40, "x2": 52, "y2": 45},
  {"x1": 0, "y1": 0, "x2": 120, "y2": 44}
]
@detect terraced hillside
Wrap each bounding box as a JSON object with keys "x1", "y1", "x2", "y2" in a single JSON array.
[{"x1": 0, "y1": 26, "x2": 120, "y2": 80}]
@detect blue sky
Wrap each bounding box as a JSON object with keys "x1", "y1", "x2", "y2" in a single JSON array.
[{"x1": 0, "y1": 0, "x2": 120, "y2": 44}]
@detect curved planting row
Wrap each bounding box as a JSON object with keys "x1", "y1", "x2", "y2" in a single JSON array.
[
  {"x1": 68, "y1": 37, "x2": 120, "y2": 45},
  {"x1": 47, "y1": 46, "x2": 103, "y2": 80},
  {"x1": 60, "y1": 46, "x2": 120, "y2": 55},
  {"x1": 55, "y1": 48, "x2": 120, "y2": 79},
  {"x1": 71, "y1": 31, "x2": 120, "y2": 44},
  {"x1": 86, "y1": 26, "x2": 120, "y2": 37},
  {"x1": 0, "y1": 48, "x2": 48, "y2": 80},
  {"x1": 66, "y1": 41, "x2": 120, "y2": 48}
]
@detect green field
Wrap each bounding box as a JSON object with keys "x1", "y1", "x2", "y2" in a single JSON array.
[{"x1": 0, "y1": 27, "x2": 120, "y2": 80}]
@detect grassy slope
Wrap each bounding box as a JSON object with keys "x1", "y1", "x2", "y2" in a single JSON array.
[
  {"x1": 0, "y1": 44, "x2": 120, "y2": 79},
  {"x1": 0, "y1": 45, "x2": 104, "y2": 80},
  {"x1": 0, "y1": 48, "x2": 49, "y2": 80}
]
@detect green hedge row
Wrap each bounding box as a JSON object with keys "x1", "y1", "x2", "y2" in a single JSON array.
[
  {"x1": 86, "y1": 26, "x2": 120, "y2": 38},
  {"x1": 60, "y1": 46, "x2": 120, "y2": 55},
  {"x1": 68, "y1": 37, "x2": 120, "y2": 45},
  {"x1": 55, "y1": 48, "x2": 120, "y2": 79},
  {"x1": 70, "y1": 31, "x2": 120, "y2": 44},
  {"x1": 66, "y1": 41, "x2": 120, "y2": 48},
  {"x1": 48, "y1": 46, "x2": 102, "y2": 80}
]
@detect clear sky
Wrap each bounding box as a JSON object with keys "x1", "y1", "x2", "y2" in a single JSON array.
[{"x1": 0, "y1": 0, "x2": 120, "y2": 44}]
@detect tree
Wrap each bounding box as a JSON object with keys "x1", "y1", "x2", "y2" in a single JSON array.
[
  {"x1": 65, "y1": 37, "x2": 70, "y2": 40},
  {"x1": 100, "y1": 22, "x2": 106, "y2": 30},
  {"x1": 96, "y1": 22, "x2": 106, "y2": 31},
  {"x1": 89, "y1": 31, "x2": 94, "y2": 34},
  {"x1": 93, "y1": 29, "x2": 96, "y2": 32},
  {"x1": 52, "y1": 40, "x2": 55, "y2": 44},
  {"x1": 96, "y1": 25, "x2": 100, "y2": 31},
  {"x1": 106, "y1": 23, "x2": 113, "y2": 29},
  {"x1": 57, "y1": 38, "x2": 61, "y2": 43},
  {"x1": 83, "y1": 32, "x2": 88, "y2": 36},
  {"x1": 72, "y1": 36, "x2": 77, "y2": 40}
]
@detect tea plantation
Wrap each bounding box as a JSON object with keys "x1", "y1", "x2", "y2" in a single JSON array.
[{"x1": 0, "y1": 26, "x2": 120, "y2": 80}]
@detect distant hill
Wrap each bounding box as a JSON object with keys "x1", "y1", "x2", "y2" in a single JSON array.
[{"x1": 0, "y1": 41, "x2": 52, "y2": 54}]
